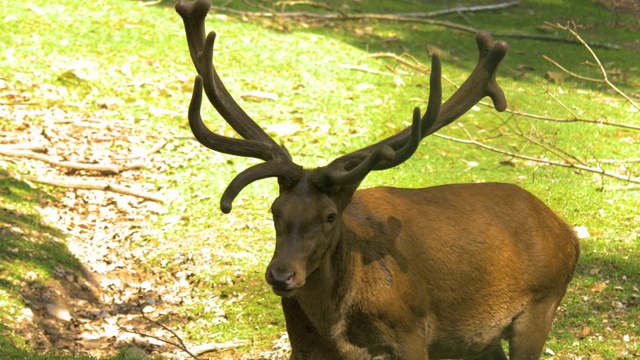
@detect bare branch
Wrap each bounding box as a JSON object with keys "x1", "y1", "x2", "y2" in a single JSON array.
[
  {"x1": 3, "y1": 170, "x2": 164, "y2": 203},
  {"x1": 338, "y1": 64, "x2": 398, "y2": 77},
  {"x1": 112, "y1": 138, "x2": 171, "y2": 160},
  {"x1": 542, "y1": 55, "x2": 603, "y2": 83},
  {"x1": 433, "y1": 132, "x2": 640, "y2": 184},
  {"x1": 0, "y1": 142, "x2": 47, "y2": 152},
  {"x1": 117, "y1": 311, "x2": 248, "y2": 358},
  {"x1": 118, "y1": 315, "x2": 199, "y2": 360},
  {"x1": 190, "y1": 340, "x2": 250, "y2": 356},
  {"x1": 544, "y1": 22, "x2": 639, "y2": 112},
  {"x1": 226, "y1": 0, "x2": 521, "y2": 19},
  {"x1": 0, "y1": 149, "x2": 144, "y2": 174},
  {"x1": 375, "y1": 51, "x2": 638, "y2": 132},
  {"x1": 212, "y1": 1, "x2": 619, "y2": 49},
  {"x1": 476, "y1": 99, "x2": 640, "y2": 131}
]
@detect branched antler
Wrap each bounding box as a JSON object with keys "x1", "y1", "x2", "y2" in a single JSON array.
[{"x1": 177, "y1": 0, "x2": 508, "y2": 211}]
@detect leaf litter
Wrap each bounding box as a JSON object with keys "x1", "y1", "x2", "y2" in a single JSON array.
[{"x1": 1, "y1": 75, "x2": 286, "y2": 359}]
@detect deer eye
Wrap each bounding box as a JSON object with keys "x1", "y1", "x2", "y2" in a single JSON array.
[{"x1": 326, "y1": 212, "x2": 337, "y2": 224}]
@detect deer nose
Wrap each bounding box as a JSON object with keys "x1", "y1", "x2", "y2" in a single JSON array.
[{"x1": 266, "y1": 267, "x2": 296, "y2": 289}]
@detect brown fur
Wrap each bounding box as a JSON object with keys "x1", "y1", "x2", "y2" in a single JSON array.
[{"x1": 267, "y1": 179, "x2": 579, "y2": 360}]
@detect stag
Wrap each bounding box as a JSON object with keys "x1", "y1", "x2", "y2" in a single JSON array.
[{"x1": 176, "y1": 1, "x2": 579, "y2": 359}]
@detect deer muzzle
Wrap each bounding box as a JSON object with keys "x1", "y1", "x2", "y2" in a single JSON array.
[{"x1": 265, "y1": 262, "x2": 305, "y2": 297}]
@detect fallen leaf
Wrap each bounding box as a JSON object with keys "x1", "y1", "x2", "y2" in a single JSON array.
[
  {"x1": 545, "y1": 71, "x2": 565, "y2": 84},
  {"x1": 579, "y1": 326, "x2": 591, "y2": 338},
  {"x1": 591, "y1": 282, "x2": 607, "y2": 292},
  {"x1": 240, "y1": 91, "x2": 279, "y2": 102}
]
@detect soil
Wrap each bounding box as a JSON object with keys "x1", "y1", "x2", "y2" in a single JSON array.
[
  {"x1": 0, "y1": 79, "x2": 257, "y2": 358},
  {"x1": 1, "y1": 1, "x2": 638, "y2": 359}
]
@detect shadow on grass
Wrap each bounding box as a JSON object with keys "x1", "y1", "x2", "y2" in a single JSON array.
[{"x1": 0, "y1": 176, "x2": 99, "y2": 356}]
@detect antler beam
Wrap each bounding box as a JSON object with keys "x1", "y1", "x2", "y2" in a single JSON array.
[{"x1": 319, "y1": 32, "x2": 508, "y2": 189}]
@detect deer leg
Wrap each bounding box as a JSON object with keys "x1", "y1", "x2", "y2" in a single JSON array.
[{"x1": 507, "y1": 299, "x2": 560, "y2": 360}]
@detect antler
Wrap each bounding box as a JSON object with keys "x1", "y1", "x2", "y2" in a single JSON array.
[
  {"x1": 318, "y1": 32, "x2": 508, "y2": 189},
  {"x1": 176, "y1": 0, "x2": 508, "y2": 211},
  {"x1": 176, "y1": 0, "x2": 303, "y2": 213}
]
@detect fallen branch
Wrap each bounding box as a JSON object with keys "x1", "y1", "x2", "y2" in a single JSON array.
[
  {"x1": 0, "y1": 142, "x2": 47, "y2": 152},
  {"x1": 3, "y1": 170, "x2": 164, "y2": 203},
  {"x1": 118, "y1": 310, "x2": 249, "y2": 358},
  {"x1": 603, "y1": 185, "x2": 640, "y2": 191},
  {"x1": 338, "y1": 64, "x2": 398, "y2": 77},
  {"x1": 212, "y1": 1, "x2": 619, "y2": 49},
  {"x1": 118, "y1": 312, "x2": 199, "y2": 360},
  {"x1": 433, "y1": 132, "x2": 640, "y2": 184},
  {"x1": 270, "y1": 0, "x2": 521, "y2": 18},
  {"x1": 543, "y1": 22, "x2": 639, "y2": 111},
  {"x1": 476, "y1": 98, "x2": 640, "y2": 131},
  {"x1": 113, "y1": 138, "x2": 171, "y2": 160},
  {"x1": 0, "y1": 148, "x2": 144, "y2": 174},
  {"x1": 375, "y1": 52, "x2": 639, "y2": 132},
  {"x1": 190, "y1": 340, "x2": 250, "y2": 356}
]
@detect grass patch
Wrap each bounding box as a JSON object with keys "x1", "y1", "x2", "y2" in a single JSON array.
[{"x1": 1, "y1": 0, "x2": 639, "y2": 358}]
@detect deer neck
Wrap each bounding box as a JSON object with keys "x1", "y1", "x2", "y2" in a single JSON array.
[{"x1": 292, "y1": 220, "x2": 355, "y2": 331}]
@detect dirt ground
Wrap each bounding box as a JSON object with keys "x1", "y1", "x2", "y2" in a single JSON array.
[{"x1": 1, "y1": 0, "x2": 638, "y2": 359}]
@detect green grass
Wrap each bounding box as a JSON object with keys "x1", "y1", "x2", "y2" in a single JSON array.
[{"x1": 1, "y1": 0, "x2": 639, "y2": 358}]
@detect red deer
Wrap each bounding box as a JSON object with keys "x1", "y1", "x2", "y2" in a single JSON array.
[{"x1": 176, "y1": 1, "x2": 580, "y2": 359}]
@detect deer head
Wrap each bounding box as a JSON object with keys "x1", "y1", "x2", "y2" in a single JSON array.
[{"x1": 176, "y1": 0, "x2": 507, "y2": 296}]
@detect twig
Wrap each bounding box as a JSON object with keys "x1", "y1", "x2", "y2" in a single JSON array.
[
  {"x1": 477, "y1": 99, "x2": 640, "y2": 131},
  {"x1": 544, "y1": 22, "x2": 639, "y2": 111},
  {"x1": 273, "y1": 0, "x2": 347, "y2": 17},
  {"x1": 0, "y1": 142, "x2": 47, "y2": 152},
  {"x1": 226, "y1": 0, "x2": 521, "y2": 19},
  {"x1": 190, "y1": 340, "x2": 250, "y2": 356},
  {"x1": 369, "y1": 52, "x2": 431, "y2": 74},
  {"x1": 603, "y1": 185, "x2": 640, "y2": 191},
  {"x1": 433, "y1": 133, "x2": 640, "y2": 184},
  {"x1": 113, "y1": 138, "x2": 171, "y2": 160},
  {"x1": 118, "y1": 312, "x2": 199, "y2": 360},
  {"x1": 212, "y1": 1, "x2": 619, "y2": 49},
  {"x1": 4, "y1": 170, "x2": 164, "y2": 203},
  {"x1": 0, "y1": 149, "x2": 144, "y2": 174},
  {"x1": 542, "y1": 55, "x2": 602, "y2": 83},
  {"x1": 338, "y1": 64, "x2": 397, "y2": 77},
  {"x1": 118, "y1": 311, "x2": 249, "y2": 358}
]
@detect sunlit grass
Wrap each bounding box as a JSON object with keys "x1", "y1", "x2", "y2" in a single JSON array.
[{"x1": 1, "y1": 0, "x2": 639, "y2": 358}]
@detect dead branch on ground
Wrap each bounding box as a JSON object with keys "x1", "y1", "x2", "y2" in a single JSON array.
[
  {"x1": 434, "y1": 128, "x2": 640, "y2": 185},
  {"x1": 214, "y1": 0, "x2": 619, "y2": 49},
  {"x1": 2, "y1": 170, "x2": 164, "y2": 203},
  {"x1": 369, "y1": 25, "x2": 638, "y2": 187},
  {"x1": 118, "y1": 311, "x2": 249, "y2": 358},
  {"x1": 0, "y1": 148, "x2": 144, "y2": 174},
  {"x1": 543, "y1": 22, "x2": 639, "y2": 112}
]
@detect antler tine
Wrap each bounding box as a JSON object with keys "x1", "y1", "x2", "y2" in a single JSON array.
[
  {"x1": 188, "y1": 76, "x2": 285, "y2": 160},
  {"x1": 423, "y1": 31, "x2": 508, "y2": 136},
  {"x1": 178, "y1": 0, "x2": 303, "y2": 212},
  {"x1": 188, "y1": 76, "x2": 302, "y2": 212},
  {"x1": 317, "y1": 54, "x2": 442, "y2": 188},
  {"x1": 176, "y1": 0, "x2": 286, "y2": 158},
  {"x1": 318, "y1": 32, "x2": 507, "y2": 189}
]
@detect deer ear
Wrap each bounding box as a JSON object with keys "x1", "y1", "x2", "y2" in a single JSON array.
[{"x1": 278, "y1": 175, "x2": 297, "y2": 191}]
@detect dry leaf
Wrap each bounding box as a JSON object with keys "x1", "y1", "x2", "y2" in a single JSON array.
[
  {"x1": 545, "y1": 71, "x2": 565, "y2": 84},
  {"x1": 240, "y1": 90, "x2": 279, "y2": 102},
  {"x1": 579, "y1": 326, "x2": 591, "y2": 338},
  {"x1": 591, "y1": 282, "x2": 607, "y2": 292}
]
